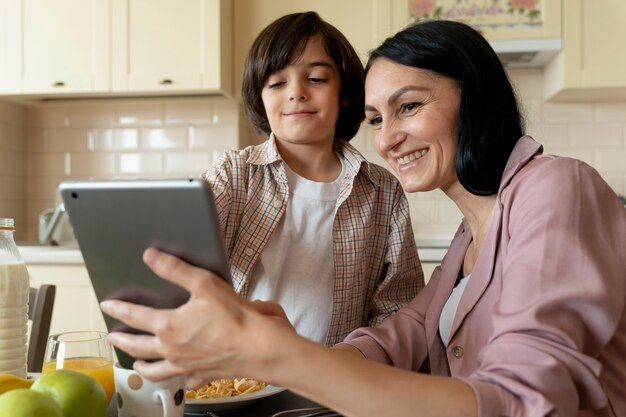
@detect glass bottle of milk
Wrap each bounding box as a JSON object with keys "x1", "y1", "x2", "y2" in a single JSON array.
[{"x1": 0, "y1": 218, "x2": 30, "y2": 377}]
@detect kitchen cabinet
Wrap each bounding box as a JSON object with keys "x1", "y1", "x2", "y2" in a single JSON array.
[
  {"x1": 112, "y1": 0, "x2": 233, "y2": 96},
  {"x1": 544, "y1": 0, "x2": 626, "y2": 101},
  {"x1": 0, "y1": 0, "x2": 232, "y2": 98},
  {"x1": 28, "y1": 264, "x2": 107, "y2": 336},
  {"x1": 0, "y1": 0, "x2": 111, "y2": 95}
]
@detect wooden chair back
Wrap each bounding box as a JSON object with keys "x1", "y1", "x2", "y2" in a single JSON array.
[{"x1": 28, "y1": 284, "x2": 56, "y2": 372}]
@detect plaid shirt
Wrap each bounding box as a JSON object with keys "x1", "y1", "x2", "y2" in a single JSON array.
[{"x1": 202, "y1": 136, "x2": 424, "y2": 345}]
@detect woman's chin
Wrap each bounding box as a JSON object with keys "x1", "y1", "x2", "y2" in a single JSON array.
[{"x1": 400, "y1": 179, "x2": 434, "y2": 194}]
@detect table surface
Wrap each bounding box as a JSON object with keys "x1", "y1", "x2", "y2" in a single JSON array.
[{"x1": 108, "y1": 389, "x2": 334, "y2": 417}]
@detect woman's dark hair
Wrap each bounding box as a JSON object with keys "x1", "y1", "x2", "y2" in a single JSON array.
[
  {"x1": 366, "y1": 20, "x2": 525, "y2": 196},
  {"x1": 242, "y1": 11, "x2": 365, "y2": 141}
]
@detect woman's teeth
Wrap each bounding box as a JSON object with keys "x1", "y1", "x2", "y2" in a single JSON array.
[{"x1": 397, "y1": 149, "x2": 428, "y2": 166}]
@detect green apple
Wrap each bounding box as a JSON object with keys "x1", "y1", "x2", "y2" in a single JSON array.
[
  {"x1": 0, "y1": 388, "x2": 64, "y2": 417},
  {"x1": 32, "y1": 369, "x2": 108, "y2": 417}
]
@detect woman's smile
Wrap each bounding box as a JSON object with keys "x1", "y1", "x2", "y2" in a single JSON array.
[{"x1": 397, "y1": 148, "x2": 429, "y2": 166}]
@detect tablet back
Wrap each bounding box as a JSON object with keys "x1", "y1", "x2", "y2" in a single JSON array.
[{"x1": 59, "y1": 178, "x2": 231, "y2": 368}]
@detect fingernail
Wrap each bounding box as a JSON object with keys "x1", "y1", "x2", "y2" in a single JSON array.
[
  {"x1": 143, "y1": 248, "x2": 160, "y2": 266},
  {"x1": 100, "y1": 300, "x2": 112, "y2": 311},
  {"x1": 106, "y1": 332, "x2": 119, "y2": 343}
]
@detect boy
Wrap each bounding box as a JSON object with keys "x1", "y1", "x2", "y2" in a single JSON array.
[{"x1": 203, "y1": 12, "x2": 423, "y2": 345}]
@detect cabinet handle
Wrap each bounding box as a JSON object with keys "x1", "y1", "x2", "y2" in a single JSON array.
[
  {"x1": 159, "y1": 79, "x2": 173, "y2": 85},
  {"x1": 52, "y1": 81, "x2": 65, "y2": 87}
]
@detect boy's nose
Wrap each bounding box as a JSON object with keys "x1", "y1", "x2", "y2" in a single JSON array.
[
  {"x1": 289, "y1": 93, "x2": 306, "y2": 101},
  {"x1": 288, "y1": 83, "x2": 307, "y2": 101}
]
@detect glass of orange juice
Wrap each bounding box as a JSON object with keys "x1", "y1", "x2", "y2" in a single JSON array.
[{"x1": 42, "y1": 331, "x2": 115, "y2": 403}]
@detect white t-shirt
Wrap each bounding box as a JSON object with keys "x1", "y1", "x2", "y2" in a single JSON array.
[
  {"x1": 439, "y1": 274, "x2": 471, "y2": 347},
  {"x1": 247, "y1": 158, "x2": 345, "y2": 343}
]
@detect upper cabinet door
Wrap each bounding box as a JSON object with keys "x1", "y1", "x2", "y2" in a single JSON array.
[
  {"x1": 544, "y1": 0, "x2": 626, "y2": 101},
  {"x1": 20, "y1": 0, "x2": 110, "y2": 94},
  {"x1": 112, "y1": 0, "x2": 232, "y2": 96}
]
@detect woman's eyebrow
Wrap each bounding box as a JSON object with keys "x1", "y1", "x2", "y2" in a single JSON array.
[
  {"x1": 365, "y1": 85, "x2": 430, "y2": 113},
  {"x1": 387, "y1": 86, "x2": 430, "y2": 105}
]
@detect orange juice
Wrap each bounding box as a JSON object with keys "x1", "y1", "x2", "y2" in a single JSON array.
[{"x1": 42, "y1": 356, "x2": 114, "y2": 402}]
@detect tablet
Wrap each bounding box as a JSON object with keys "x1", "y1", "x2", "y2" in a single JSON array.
[{"x1": 59, "y1": 178, "x2": 231, "y2": 368}]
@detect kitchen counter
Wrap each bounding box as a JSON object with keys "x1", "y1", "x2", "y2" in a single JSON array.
[
  {"x1": 17, "y1": 236, "x2": 451, "y2": 266},
  {"x1": 17, "y1": 244, "x2": 84, "y2": 265},
  {"x1": 418, "y1": 247, "x2": 447, "y2": 263},
  {"x1": 416, "y1": 234, "x2": 452, "y2": 263}
]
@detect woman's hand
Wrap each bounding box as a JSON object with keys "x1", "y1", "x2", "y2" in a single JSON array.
[{"x1": 100, "y1": 248, "x2": 297, "y2": 387}]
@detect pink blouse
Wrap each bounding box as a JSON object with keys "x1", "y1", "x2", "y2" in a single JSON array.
[{"x1": 342, "y1": 136, "x2": 626, "y2": 417}]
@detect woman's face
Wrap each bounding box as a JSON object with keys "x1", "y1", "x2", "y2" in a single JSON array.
[{"x1": 365, "y1": 58, "x2": 460, "y2": 194}]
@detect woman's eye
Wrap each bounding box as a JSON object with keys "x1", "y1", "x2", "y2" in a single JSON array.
[
  {"x1": 401, "y1": 102, "x2": 421, "y2": 113},
  {"x1": 366, "y1": 115, "x2": 382, "y2": 126}
]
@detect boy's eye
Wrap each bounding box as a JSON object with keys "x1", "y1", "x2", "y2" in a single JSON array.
[{"x1": 267, "y1": 81, "x2": 285, "y2": 89}]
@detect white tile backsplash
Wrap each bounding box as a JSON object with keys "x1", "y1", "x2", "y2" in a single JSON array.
[
  {"x1": 164, "y1": 100, "x2": 214, "y2": 125},
  {"x1": 0, "y1": 101, "x2": 27, "y2": 240},
  {"x1": 118, "y1": 153, "x2": 163, "y2": 175},
  {"x1": 595, "y1": 148, "x2": 626, "y2": 171},
  {"x1": 190, "y1": 125, "x2": 239, "y2": 150},
  {"x1": 0, "y1": 102, "x2": 26, "y2": 126},
  {"x1": 164, "y1": 152, "x2": 213, "y2": 175},
  {"x1": 48, "y1": 128, "x2": 93, "y2": 151},
  {"x1": 69, "y1": 102, "x2": 117, "y2": 127},
  {"x1": 595, "y1": 102, "x2": 626, "y2": 121},
  {"x1": 1, "y1": 71, "x2": 626, "y2": 242},
  {"x1": 573, "y1": 123, "x2": 624, "y2": 147},
  {"x1": 94, "y1": 128, "x2": 140, "y2": 150},
  {"x1": 115, "y1": 101, "x2": 164, "y2": 125},
  {"x1": 140, "y1": 127, "x2": 188, "y2": 149},
  {"x1": 542, "y1": 101, "x2": 595, "y2": 123}
]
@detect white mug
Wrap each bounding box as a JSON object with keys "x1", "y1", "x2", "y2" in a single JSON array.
[{"x1": 114, "y1": 362, "x2": 186, "y2": 417}]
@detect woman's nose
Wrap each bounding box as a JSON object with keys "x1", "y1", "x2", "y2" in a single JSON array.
[{"x1": 377, "y1": 122, "x2": 405, "y2": 152}]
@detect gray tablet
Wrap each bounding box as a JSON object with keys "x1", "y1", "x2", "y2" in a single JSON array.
[{"x1": 59, "y1": 178, "x2": 231, "y2": 368}]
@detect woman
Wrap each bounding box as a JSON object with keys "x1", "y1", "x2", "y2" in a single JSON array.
[{"x1": 101, "y1": 20, "x2": 626, "y2": 416}]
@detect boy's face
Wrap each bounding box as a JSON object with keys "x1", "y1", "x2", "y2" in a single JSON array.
[{"x1": 261, "y1": 36, "x2": 342, "y2": 149}]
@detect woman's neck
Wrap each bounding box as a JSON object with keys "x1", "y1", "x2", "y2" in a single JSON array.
[{"x1": 444, "y1": 182, "x2": 497, "y2": 275}]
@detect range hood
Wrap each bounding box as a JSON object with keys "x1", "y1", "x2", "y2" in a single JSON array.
[{"x1": 490, "y1": 38, "x2": 562, "y2": 68}]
